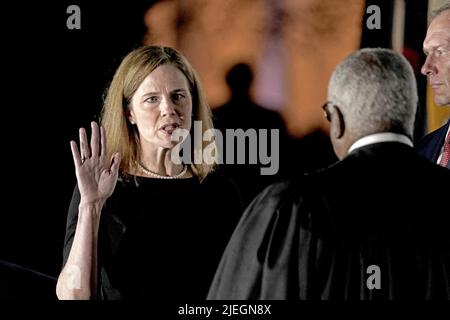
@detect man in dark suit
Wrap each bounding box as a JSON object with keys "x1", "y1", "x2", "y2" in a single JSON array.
[
  {"x1": 417, "y1": 2, "x2": 450, "y2": 169},
  {"x1": 207, "y1": 48, "x2": 450, "y2": 299}
]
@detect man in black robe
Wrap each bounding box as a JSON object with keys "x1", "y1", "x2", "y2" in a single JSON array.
[{"x1": 207, "y1": 48, "x2": 450, "y2": 300}]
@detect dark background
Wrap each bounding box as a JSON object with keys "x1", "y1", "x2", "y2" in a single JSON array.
[
  {"x1": 4, "y1": 0, "x2": 155, "y2": 278},
  {"x1": 3, "y1": 0, "x2": 429, "y2": 282}
]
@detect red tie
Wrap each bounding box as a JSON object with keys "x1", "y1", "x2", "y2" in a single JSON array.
[{"x1": 439, "y1": 131, "x2": 450, "y2": 168}]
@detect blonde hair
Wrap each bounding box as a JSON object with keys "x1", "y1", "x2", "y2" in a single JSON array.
[{"x1": 101, "y1": 46, "x2": 216, "y2": 181}]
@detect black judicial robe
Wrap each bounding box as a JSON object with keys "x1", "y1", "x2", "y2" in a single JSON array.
[{"x1": 207, "y1": 142, "x2": 450, "y2": 299}]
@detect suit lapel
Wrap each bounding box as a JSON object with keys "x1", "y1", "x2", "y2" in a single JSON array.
[{"x1": 430, "y1": 121, "x2": 449, "y2": 162}]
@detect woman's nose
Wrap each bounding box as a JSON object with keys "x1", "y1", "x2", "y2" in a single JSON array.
[{"x1": 160, "y1": 98, "x2": 176, "y2": 117}]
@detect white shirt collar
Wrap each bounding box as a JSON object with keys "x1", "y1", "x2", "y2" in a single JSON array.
[{"x1": 347, "y1": 132, "x2": 413, "y2": 155}]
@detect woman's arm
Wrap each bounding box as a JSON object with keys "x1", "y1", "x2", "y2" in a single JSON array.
[
  {"x1": 56, "y1": 122, "x2": 120, "y2": 300},
  {"x1": 56, "y1": 201, "x2": 103, "y2": 299}
]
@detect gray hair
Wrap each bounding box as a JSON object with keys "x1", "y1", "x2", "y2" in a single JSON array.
[
  {"x1": 429, "y1": 1, "x2": 450, "y2": 25},
  {"x1": 327, "y1": 48, "x2": 418, "y2": 137}
]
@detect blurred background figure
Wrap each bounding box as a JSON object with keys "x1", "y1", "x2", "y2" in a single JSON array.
[
  {"x1": 213, "y1": 63, "x2": 335, "y2": 206},
  {"x1": 213, "y1": 63, "x2": 290, "y2": 206}
]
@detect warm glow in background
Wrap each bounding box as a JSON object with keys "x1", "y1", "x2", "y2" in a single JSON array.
[
  {"x1": 142, "y1": 0, "x2": 448, "y2": 136},
  {"x1": 143, "y1": 0, "x2": 365, "y2": 137}
]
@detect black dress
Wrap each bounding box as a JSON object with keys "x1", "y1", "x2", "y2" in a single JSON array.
[{"x1": 62, "y1": 172, "x2": 243, "y2": 299}]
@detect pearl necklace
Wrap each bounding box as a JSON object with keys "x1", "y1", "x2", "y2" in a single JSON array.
[{"x1": 136, "y1": 161, "x2": 188, "y2": 179}]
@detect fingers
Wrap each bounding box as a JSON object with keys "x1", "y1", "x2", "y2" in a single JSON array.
[
  {"x1": 109, "y1": 152, "x2": 121, "y2": 175},
  {"x1": 70, "y1": 140, "x2": 82, "y2": 168},
  {"x1": 73, "y1": 122, "x2": 109, "y2": 167},
  {"x1": 100, "y1": 125, "x2": 106, "y2": 160},
  {"x1": 79, "y1": 127, "x2": 91, "y2": 161},
  {"x1": 90, "y1": 122, "x2": 100, "y2": 159}
]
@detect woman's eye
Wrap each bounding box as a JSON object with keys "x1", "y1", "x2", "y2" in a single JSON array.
[
  {"x1": 145, "y1": 96, "x2": 159, "y2": 103},
  {"x1": 172, "y1": 93, "x2": 185, "y2": 101}
]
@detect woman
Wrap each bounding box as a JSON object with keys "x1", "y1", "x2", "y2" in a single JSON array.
[{"x1": 56, "y1": 46, "x2": 243, "y2": 299}]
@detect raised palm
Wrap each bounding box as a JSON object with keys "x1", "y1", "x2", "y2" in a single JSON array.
[{"x1": 70, "y1": 121, "x2": 120, "y2": 206}]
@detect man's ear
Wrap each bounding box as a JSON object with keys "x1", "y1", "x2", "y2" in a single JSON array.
[{"x1": 330, "y1": 106, "x2": 345, "y2": 139}]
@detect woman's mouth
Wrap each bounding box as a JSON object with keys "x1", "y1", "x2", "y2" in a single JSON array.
[{"x1": 159, "y1": 123, "x2": 181, "y2": 135}]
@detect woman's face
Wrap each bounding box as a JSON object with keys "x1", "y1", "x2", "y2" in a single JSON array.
[{"x1": 128, "y1": 64, "x2": 193, "y2": 150}]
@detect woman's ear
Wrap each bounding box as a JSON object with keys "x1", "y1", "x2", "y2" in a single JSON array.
[
  {"x1": 126, "y1": 108, "x2": 136, "y2": 125},
  {"x1": 330, "y1": 106, "x2": 345, "y2": 140}
]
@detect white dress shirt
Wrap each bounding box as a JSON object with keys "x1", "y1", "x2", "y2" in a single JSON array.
[{"x1": 347, "y1": 132, "x2": 413, "y2": 155}]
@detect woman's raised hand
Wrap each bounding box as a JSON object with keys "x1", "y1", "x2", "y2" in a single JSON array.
[{"x1": 70, "y1": 121, "x2": 120, "y2": 206}]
